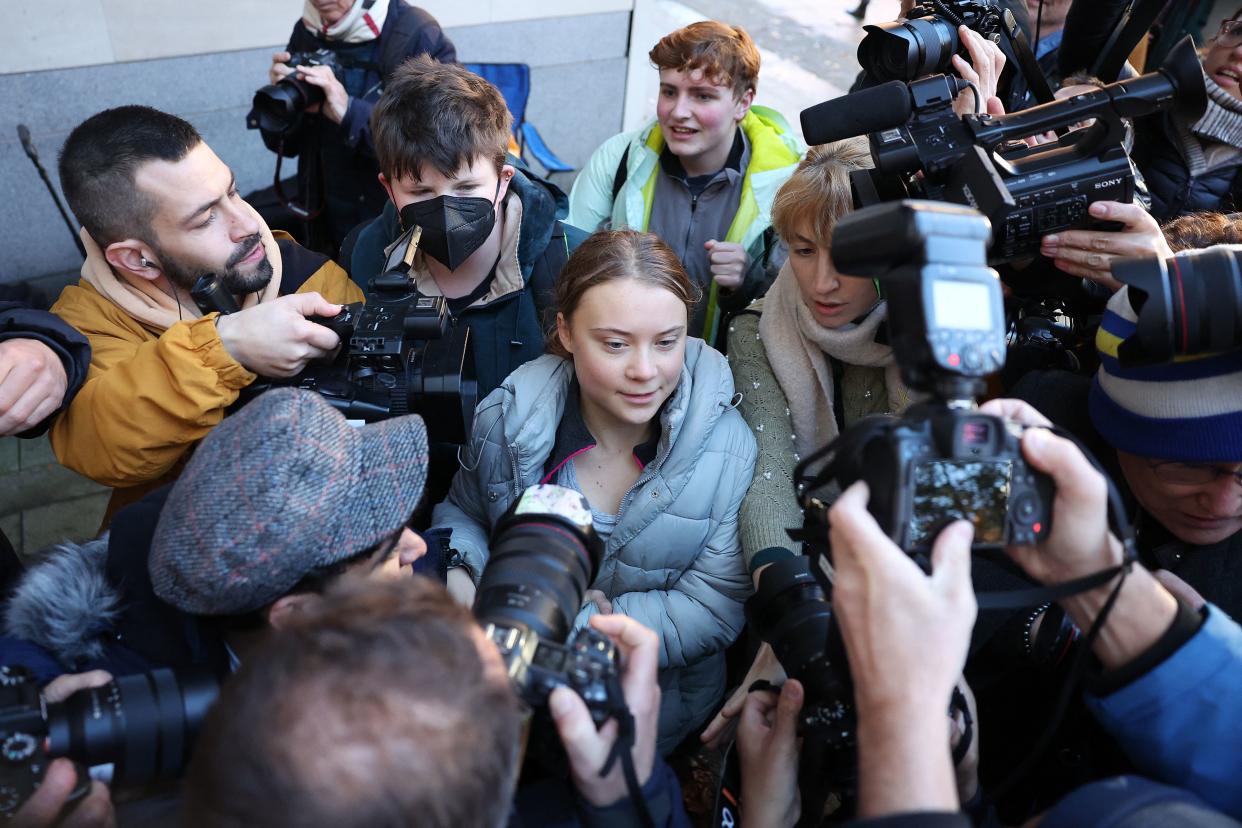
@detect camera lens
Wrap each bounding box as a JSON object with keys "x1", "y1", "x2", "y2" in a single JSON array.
[
  {"x1": 249, "y1": 77, "x2": 326, "y2": 133},
  {"x1": 474, "y1": 485, "x2": 602, "y2": 642},
  {"x1": 859, "y1": 17, "x2": 959, "y2": 82},
  {"x1": 45, "y1": 669, "x2": 218, "y2": 786},
  {"x1": 1115, "y1": 246, "x2": 1242, "y2": 365},
  {"x1": 747, "y1": 556, "x2": 852, "y2": 706}
]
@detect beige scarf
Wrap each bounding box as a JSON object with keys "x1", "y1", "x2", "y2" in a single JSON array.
[
  {"x1": 79, "y1": 204, "x2": 282, "y2": 333},
  {"x1": 302, "y1": 0, "x2": 389, "y2": 43},
  {"x1": 758, "y1": 260, "x2": 908, "y2": 458}
]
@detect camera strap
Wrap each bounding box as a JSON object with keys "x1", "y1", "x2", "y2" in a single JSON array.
[
  {"x1": 598, "y1": 672, "x2": 656, "y2": 828},
  {"x1": 999, "y1": 8, "x2": 1057, "y2": 105}
]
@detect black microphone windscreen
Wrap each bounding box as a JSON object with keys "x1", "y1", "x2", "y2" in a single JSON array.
[{"x1": 800, "y1": 81, "x2": 913, "y2": 145}]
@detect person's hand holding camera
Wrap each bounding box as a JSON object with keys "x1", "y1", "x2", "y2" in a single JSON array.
[
  {"x1": 215, "y1": 292, "x2": 342, "y2": 378},
  {"x1": 986, "y1": 399, "x2": 1180, "y2": 671},
  {"x1": 550, "y1": 614, "x2": 660, "y2": 809},
  {"x1": 0, "y1": 338, "x2": 69, "y2": 436},
  {"x1": 1010, "y1": 424, "x2": 1180, "y2": 669},
  {"x1": 829, "y1": 482, "x2": 977, "y2": 817},
  {"x1": 268, "y1": 51, "x2": 295, "y2": 85},
  {"x1": 701, "y1": 640, "x2": 785, "y2": 751},
  {"x1": 1039, "y1": 200, "x2": 1173, "y2": 292},
  {"x1": 952, "y1": 26, "x2": 1006, "y2": 117},
  {"x1": 293, "y1": 63, "x2": 350, "y2": 124},
  {"x1": 736, "y1": 678, "x2": 803, "y2": 828},
  {"x1": 10, "y1": 671, "x2": 116, "y2": 828}
]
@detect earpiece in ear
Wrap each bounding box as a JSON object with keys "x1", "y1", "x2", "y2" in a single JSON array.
[{"x1": 140, "y1": 257, "x2": 151, "y2": 267}]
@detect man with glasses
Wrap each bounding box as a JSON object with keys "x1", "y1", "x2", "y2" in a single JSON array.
[
  {"x1": 1079, "y1": 283, "x2": 1242, "y2": 617},
  {"x1": 1133, "y1": 7, "x2": 1242, "y2": 221}
]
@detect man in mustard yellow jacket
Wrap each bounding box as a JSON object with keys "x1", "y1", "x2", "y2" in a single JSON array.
[{"x1": 50, "y1": 106, "x2": 364, "y2": 521}]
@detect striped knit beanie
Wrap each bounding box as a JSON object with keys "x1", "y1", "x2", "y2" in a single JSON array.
[{"x1": 1089, "y1": 286, "x2": 1242, "y2": 461}]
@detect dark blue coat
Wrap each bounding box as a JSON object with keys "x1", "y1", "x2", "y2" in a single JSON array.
[{"x1": 1132, "y1": 113, "x2": 1242, "y2": 222}]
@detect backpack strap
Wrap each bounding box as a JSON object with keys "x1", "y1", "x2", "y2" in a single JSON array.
[{"x1": 610, "y1": 145, "x2": 631, "y2": 205}]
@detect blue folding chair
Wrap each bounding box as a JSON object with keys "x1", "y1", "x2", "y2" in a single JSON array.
[{"x1": 464, "y1": 62, "x2": 575, "y2": 174}]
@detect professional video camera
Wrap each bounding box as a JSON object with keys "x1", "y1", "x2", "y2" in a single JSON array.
[
  {"x1": 802, "y1": 37, "x2": 1206, "y2": 264},
  {"x1": 193, "y1": 227, "x2": 478, "y2": 444},
  {"x1": 246, "y1": 48, "x2": 341, "y2": 135},
  {"x1": 1111, "y1": 244, "x2": 1242, "y2": 366},
  {"x1": 473, "y1": 484, "x2": 621, "y2": 724},
  {"x1": 0, "y1": 666, "x2": 217, "y2": 816}
]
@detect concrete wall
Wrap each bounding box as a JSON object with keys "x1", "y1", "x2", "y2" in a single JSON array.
[{"x1": 0, "y1": 0, "x2": 633, "y2": 287}]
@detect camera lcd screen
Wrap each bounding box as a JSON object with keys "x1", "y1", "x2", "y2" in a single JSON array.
[
  {"x1": 931, "y1": 281, "x2": 993, "y2": 330},
  {"x1": 910, "y1": 460, "x2": 1011, "y2": 546}
]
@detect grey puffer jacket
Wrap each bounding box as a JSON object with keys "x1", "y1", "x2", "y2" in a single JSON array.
[{"x1": 432, "y1": 338, "x2": 756, "y2": 752}]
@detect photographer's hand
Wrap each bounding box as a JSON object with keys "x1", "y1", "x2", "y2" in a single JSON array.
[
  {"x1": 701, "y1": 641, "x2": 785, "y2": 751},
  {"x1": 551, "y1": 614, "x2": 660, "y2": 809},
  {"x1": 215, "y1": 292, "x2": 342, "y2": 378},
  {"x1": 0, "y1": 338, "x2": 68, "y2": 436},
  {"x1": 952, "y1": 26, "x2": 1006, "y2": 117},
  {"x1": 1040, "y1": 201, "x2": 1173, "y2": 292},
  {"x1": 736, "y1": 679, "x2": 803, "y2": 828},
  {"x1": 295, "y1": 64, "x2": 350, "y2": 124},
  {"x1": 1011, "y1": 428, "x2": 1178, "y2": 670},
  {"x1": 11, "y1": 759, "x2": 115, "y2": 828},
  {"x1": 829, "y1": 482, "x2": 976, "y2": 817},
  {"x1": 268, "y1": 51, "x2": 293, "y2": 85},
  {"x1": 13, "y1": 671, "x2": 116, "y2": 828}
]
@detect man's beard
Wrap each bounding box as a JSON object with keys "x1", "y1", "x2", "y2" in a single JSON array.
[{"x1": 156, "y1": 233, "x2": 274, "y2": 297}]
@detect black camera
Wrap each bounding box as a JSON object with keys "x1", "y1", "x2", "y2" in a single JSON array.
[
  {"x1": 193, "y1": 229, "x2": 478, "y2": 444},
  {"x1": 803, "y1": 37, "x2": 1205, "y2": 264},
  {"x1": 795, "y1": 201, "x2": 1053, "y2": 557},
  {"x1": 246, "y1": 48, "x2": 341, "y2": 134},
  {"x1": 473, "y1": 484, "x2": 621, "y2": 724},
  {"x1": 1111, "y1": 245, "x2": 1242, "y2": 366},
  {"x1": 746, "y1": 556, "x2": 855, "y2": 750},
  {"x1": 0, "y1": 666, "x2": 217, "y2": 816},
  {"x1": 859, "y1": 0, "x2": 1007, "y2": 83}
]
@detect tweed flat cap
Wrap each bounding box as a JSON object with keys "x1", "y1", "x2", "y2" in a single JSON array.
[{"x1": 149, "y1": 388, "x2": 429, "y2": 615}]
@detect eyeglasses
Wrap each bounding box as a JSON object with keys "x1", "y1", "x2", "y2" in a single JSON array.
[
  {"x1": 1147, "y1": 460, "x2": 1242, "y2": 488},
  {"x1": 1216, "y1": 19, "x2": 1242, "y2": 49}
]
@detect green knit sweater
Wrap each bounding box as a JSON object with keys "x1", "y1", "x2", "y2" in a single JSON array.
[{"x1": 727, "y1": 309, "x2": 892, "y2": 573}]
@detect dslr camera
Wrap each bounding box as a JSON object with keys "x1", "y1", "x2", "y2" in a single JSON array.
[
  {"x1": 794, "y1": 200, "x2": 1054, "y2": 558},
  {"x1": 193, "y1": 227, "x2": 478, "y2": 444},
  {"x1": 473, "y1": 485, "x2": 622, "y2": 724},
  {"x1": 860, "y1": 0, "x2": 1008, "y2": 83},
  {"x1": 802, "y1": 37, "x2": 1206, "y2": 263},
  {"x1": 246, "y1": 48, "x2": 342, "y2": 135},
  {"x1": 0, "y1": 666, "x2": 217, "y2": 816}
]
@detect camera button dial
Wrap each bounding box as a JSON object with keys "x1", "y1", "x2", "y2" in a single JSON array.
[{"x1": 1, "y1": 733, "x2": 37, "y2": 762}]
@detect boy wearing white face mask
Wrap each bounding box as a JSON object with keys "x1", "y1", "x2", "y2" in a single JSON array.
[{"x1": 340, "y1": 57, "x2": 587, "y2": 402}]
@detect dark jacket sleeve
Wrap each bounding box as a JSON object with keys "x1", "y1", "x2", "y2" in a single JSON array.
[
  {"x1": 573, "y1": 758, "x2": 691, "y2": 828},
  {"x1": 1057, "y1": 0, "x2": 1133, "y2": 79},
  {"x1": 0, "y1": 301, "x2": 91, "y2": 437}
]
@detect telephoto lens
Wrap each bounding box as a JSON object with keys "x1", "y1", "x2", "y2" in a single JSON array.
[
  {"x1": 474, "y1": 484, "x2": 603, "y2": 642},
  {"x1": 46, "y1": 669, "x2": 219, "y2": 786},
  {"x1": 1113, "y1": 246, "x2": 1242, "y2": 366},
  {"x1": 858, "y1": 15, "x2": 961, "y2": 82}
]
